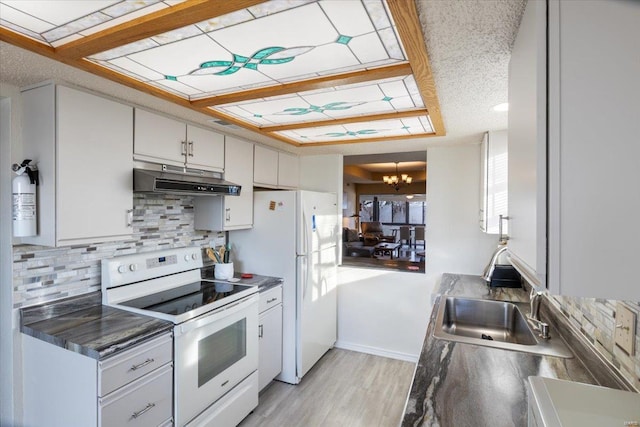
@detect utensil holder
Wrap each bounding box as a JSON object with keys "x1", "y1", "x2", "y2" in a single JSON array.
[{"x1": 214, "y1": 262, "x2": 234, "y2": 280}]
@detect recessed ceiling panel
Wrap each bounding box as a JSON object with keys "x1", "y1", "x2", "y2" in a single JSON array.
[
  {"x1": 0, "y1": 1, "x2": 183, "y2": 46},
  {"x1": 275, "y1": 116, "x2": 435, "y2": 144},
  {"x1": 87, "y1": 0, "x2": 405, "y2": 99},
  {"x1": 210, "y1": 75, "x2": 424, "y2": 127}
]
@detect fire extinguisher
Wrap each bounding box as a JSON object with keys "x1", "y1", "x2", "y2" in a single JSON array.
[{"x1": 12, "y1": 159, "x2": 39, "y2": 237}]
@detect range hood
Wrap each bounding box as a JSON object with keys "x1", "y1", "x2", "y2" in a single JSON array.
[{"x1": 134, "y1": 168, "x2": 241, "y2": 196}]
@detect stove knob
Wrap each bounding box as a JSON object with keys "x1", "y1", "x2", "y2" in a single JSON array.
[
  {"x1": 184, "y1": 255, "x2": 191, "y2": 262},
  {"x1": 129, "y1": 263, "x2": 137, "y2": 272},
  {"x1": 117, "y1": 265, "x2": 126, "y2": 274},
  {"x1": 191, "y1": 253, "x2": 198, "y2": 260}
]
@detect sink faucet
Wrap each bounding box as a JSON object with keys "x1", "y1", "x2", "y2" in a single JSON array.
[{"x1": 528, "y1": 288, "x2": 550, "y2": 339}]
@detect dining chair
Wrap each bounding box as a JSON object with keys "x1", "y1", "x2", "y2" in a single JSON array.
[
  {"x1": 399, "y1": 226, "x2": 411, "y2": 247},
  {"x1": 414, "y1": 226, "x2": 425, "y2": 249}
]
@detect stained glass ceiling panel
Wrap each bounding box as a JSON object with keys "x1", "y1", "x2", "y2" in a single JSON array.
[
  {"x1": 209, "y1": 75, "x2": 423, "y2": 127},
  {"x1": 276, "y1": 116, "x2": 434, "y2": 144},
  {"x1": 0, "y1": 1, "x2": 186, "y2": 47},
  {"x1": 86, "y1": 0, "x2": 405, "y2": 99}
]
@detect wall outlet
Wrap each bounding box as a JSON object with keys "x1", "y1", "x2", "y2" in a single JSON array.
[{"x1": 614, "y1": 303, "x2": 636, "y2": 355}]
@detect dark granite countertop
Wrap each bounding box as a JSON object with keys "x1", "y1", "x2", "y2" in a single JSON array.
[
  {"x1": 21, "y1": 292, "x2": 173, "y2": 361},
  {"x1": 201, "y1": 267, "x2": 283, "y2": 293},
  {"x1": 401, "y1": 274, "x2": 608, "y2": 427}
]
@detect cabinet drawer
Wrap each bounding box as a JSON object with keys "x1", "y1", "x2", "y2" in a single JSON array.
[
  {"x1": 99, "y1": 332, "x2": 172, "y2": 396},
  {"x1": 100, "y1": 363, "x2": 173, "y2": 427},
  {"x1": 259, "y1": 285, "x2": 282, "y2": 313}
]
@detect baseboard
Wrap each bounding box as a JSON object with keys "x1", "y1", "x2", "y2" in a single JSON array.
[{"x1": 334, "y1": 341, "x2": 418, "y2": 363}]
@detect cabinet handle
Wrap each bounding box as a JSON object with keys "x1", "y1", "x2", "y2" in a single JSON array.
[
  {"x1": 499, "y1": 214, "x2": 510, "y2": 243},
  {"x1": 181, "y1": 140, "x2": 187, "y2": 156},
  {"x1": 129, "y1": 358, "x2": 154, "y2": 371},
  {"x1": 258, "y1": 324, "x2": 263, "y2": 338},
  {"x1": 267, "y1": 297, "x2": 278, "y2": 304},
  {"x1": 131, "y1": 402, "x2": 155, "y2": 420},
  {"x1": 126, "y1": 209, "x2": 133, "y2": 227},
  {"x1": 225, "y1": 207, "x2": 231, "y2": 222},
  {"x1": 188, "y1": 141, "x2": 194, "y2": 157}
]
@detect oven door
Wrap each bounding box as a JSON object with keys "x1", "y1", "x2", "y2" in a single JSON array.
[{"x1": 174, "y1": 293, "x2": 258, "y2": 426}]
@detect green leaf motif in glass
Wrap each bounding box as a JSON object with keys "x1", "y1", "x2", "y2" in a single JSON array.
[{"x1": 188, "y1": 45, "x2": 314, "y2": 77}]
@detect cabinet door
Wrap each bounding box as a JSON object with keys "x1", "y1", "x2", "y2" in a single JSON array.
[
  {"x1": 507, "y1": 0, "x2": 547, "y2": 287},
  {"x1": 186, "y1": 124, "x2": 224, "y2": 172},
  {"x1": 546, "y1": 0, "x2": 640, "y2": 300},
  {"x1": 134, "y1": 109, "x2": 186, "y2": 167},
  {"x1": 258, "y1": 304, "x2": 282, "y2": 391},
  {"x1": 278, "y1": 151, "x2": 299, "y2": 189},
  {"x1": 224, "y1": 137, "x2": 253, "y2": 229},
  {"x1": 56, "y1": 86, "x2": 133, "y2": 244},
  {"x1": 253, "y1": 145, "x2": 278, "y2": 187}
]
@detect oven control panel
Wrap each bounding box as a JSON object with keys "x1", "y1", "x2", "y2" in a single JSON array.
[
  {"x1": 147, "y1": 254, "x2": 178, "y2": 269},
  {"x1": 101, "y1": 247, "x2": 203, "y2": 289}
]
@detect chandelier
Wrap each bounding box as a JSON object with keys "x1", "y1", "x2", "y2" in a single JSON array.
[{"x1": 383, "y1": 162, "x2": 412, "y2": 191}]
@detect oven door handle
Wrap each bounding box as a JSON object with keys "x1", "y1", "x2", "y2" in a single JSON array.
[{"x1": 178, "y1": 294, "x2": 258, "y2": 334}]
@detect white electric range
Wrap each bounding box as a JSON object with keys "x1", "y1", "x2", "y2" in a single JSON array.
[{"x1": 101, "y1": 246, "x2": 259, "y2": 427}]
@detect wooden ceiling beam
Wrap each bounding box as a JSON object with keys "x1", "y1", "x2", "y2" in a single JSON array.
[
  {"x1": 56, "y1": 0, "x2": 266, "y2": 59},
  {"x1": 191, "y1": 63, "x2": 413, "y2": 107},
  {"x1": 387, "y1": 0, "x2": 446, "y2": 136},
  {"x1": 261, "y1": 108, "x2": 430, "y2": 132}
]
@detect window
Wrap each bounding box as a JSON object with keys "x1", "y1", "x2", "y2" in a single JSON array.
[{"x1": 359, "y1": 194, "x2": 425, "y2": 225}]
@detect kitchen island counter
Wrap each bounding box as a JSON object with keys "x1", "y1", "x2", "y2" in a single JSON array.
[
  {"x1": 21, "y1": 291, "x2": 172, "y2": 360},
  {"x1": 401, "y1": 274, "x2": 628, "y2": 427}
]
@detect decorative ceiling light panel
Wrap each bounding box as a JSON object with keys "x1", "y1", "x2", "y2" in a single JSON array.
[
  {"x1": 87, "y1": 0, "x2": 405, "y2": 99},
  {"x1": 0, "y1": 0, "x2": 445, "y2": 146},
  {"x1": 275, "y1": 116, "x2": 434, "y2": 144},
  {"x1": 0, "y1": 1, "x2": 185, "y2": 47},
  {"x1": 210, "y1": 75, "x2": 423, "y2": 127}
]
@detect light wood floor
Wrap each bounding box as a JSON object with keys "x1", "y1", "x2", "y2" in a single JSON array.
[{"x1": 239, "y1": 349, "x2": 415, "y2": 427}]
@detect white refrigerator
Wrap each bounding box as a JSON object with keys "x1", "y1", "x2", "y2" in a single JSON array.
[{"x1": 230, "y1": 190, "x2": 339, "y2": 384}]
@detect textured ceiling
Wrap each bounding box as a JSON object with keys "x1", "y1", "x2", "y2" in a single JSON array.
[{"x1": 0, "y1": 0, "x2": 526, "y2": 157}]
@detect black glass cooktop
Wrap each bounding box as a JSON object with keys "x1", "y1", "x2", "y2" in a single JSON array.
[{"x1": 120, "y1": 281, "x2": 254, "y2": 316}]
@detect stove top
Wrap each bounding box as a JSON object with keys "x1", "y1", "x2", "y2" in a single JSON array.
[
  {"x1": 101, "y1": 246, "x2": 258, "y2": 324},
  {"x1": 119, "y1": 280, "x2": 254, "y2": 317}
]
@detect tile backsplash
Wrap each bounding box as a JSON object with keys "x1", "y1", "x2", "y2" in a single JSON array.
[
  {"x1": 549, "y1": 295, "x2": 640, "y2": 391},
  {"x1": 12, "y1": 194, "x2": 219, "y2": 308}
]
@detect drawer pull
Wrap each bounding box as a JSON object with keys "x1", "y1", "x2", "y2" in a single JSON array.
[
  {"x1": 131, "y1": 403, "x2": 155, "y2": 419},
  {"x1": 129, "y1": 358, "x2": 154, "y2": 371},
  {"x1": 267, "y1": 298, "x2": 278, "y2": 303}
]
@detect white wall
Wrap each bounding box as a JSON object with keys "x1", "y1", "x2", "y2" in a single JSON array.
[
  {"x1": 336, "y1": 145, "x2": 498, "y2": 362},
  {"x1": 336, "y1": 267, "x2": 432, "y2": 362},
  {"x1": 425, "y1": 145, "x2": 499, "y2": 289}
]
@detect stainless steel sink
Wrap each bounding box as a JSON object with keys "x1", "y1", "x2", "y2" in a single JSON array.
[{"x1": 433, "y1": 297, "x2": 573, "y2": 358}]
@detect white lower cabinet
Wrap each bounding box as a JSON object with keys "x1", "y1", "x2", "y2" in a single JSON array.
[
  {"x1": 258, "y1": 285, "x2": 283, "y2": 391},
  {"x1": 23, "y1": 332, "x2": 173, "y2": 427}
]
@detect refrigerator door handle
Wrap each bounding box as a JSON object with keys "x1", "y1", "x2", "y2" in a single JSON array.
[
  {"x1": 301, "y1": 256, "x2": 309, "y2": 300},
  {"x1": 302, "y1": 208, "x2": 310, "y2": 255}
]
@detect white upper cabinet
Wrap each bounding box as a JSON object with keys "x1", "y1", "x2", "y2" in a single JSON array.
[
  {"x1": 195, "y1": 137, "x2": 254, "y2": 231},
  {"x1": 546, "y1": 0, "x2": 639, "y2": 301},
  {"x1": 277, "y1": 151, "x2": 300, "y2": 189},
  {"x1": 480, "y1": 130, "x2": 508, "y2": 235},
  {"x1": 134, "y1": 109, "x2": 224, "y2": 172},
  {"x1": 185, "y1": 124, "x2": 224, "y2": 171},
  {"x1": 21, "y1": 83, "x2": 133, "y2": 247},
  {"x1": 253, "y1": 145, "x2": 279, "y2": 187},
  {"x1": 507, "y1": 0, "x2": 547, "y2": 287},
  {"x1": 253, "y1": 145, "x2": 299, "y2": 189},
  {"x1": 508, "y1": 0, "x2": 640, "y2": 301}
]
